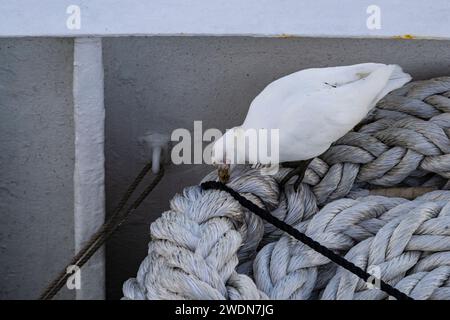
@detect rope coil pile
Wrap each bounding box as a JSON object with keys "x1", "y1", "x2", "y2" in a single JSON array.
[{"x1": 123, "y1": 77, "x2": 450, "y2": 300}]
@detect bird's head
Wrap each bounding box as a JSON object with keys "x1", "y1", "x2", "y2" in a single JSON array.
[{"x1": 211, "y1": 127, "x2": 243, "y2": 183}]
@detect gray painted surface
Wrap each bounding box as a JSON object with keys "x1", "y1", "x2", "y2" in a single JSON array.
[
  {"x1": 0, "y1": 38, "x2": 75, "y2": 299},
  {"x1": 103, "y1": 36, "x2": 450, "y2": 299}
]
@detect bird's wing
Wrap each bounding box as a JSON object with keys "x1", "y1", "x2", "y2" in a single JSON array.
[
  {"x1": 299, "y1": 63, "x2": 388, "y2": 86},
  {"x1": 242, "y1": 63, "x2": 390, "y2": 127},
  {"x1": 238, "y1": 63, "x2": 412, "y2": 162},
  {"x1": 277, "y1": 65, "x2": 410, "y2": 159},
  {"x1": 241, "y1": 64, "x2": 410, "y2": 161},
  {"x1": 243, "y1": 64, "x2": 410, "y2": 128}
]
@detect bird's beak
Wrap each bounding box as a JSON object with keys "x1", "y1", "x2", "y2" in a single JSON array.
[{"x1": 217, "y1": 164, "x2": 230, "y2": 183}]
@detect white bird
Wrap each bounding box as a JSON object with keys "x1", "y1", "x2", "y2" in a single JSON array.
[{"x1": 211, "y1": 63, "x2": 412, "y2": 188}]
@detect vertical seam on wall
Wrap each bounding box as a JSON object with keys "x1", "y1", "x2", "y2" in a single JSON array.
[{"x1": 73, "y1": 37, "x2": 105, "y2": 300}]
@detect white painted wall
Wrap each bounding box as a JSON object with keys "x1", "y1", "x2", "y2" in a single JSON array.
[{"x1": 0, "y1": 0, "x2": 449, "y2": 39}]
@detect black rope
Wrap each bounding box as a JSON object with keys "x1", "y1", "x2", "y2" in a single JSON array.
[
  {"x1": 39, "y1": 162, "x2": 164, "y2": 300},
  {"x1": 201, "y1": 180, "x2": 413, "y2": 301}
]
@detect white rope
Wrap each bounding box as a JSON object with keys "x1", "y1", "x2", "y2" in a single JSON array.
[
  {"x1": 123, "y1": 77, "x2": 450, "y2": 300},
  {"x1": 322, "y1": 195, "x2": 450, "y2": 300}
]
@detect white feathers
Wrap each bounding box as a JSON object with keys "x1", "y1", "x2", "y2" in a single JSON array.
[{"x1": 211, "y1": 63, "x2": 411, "y2": 165}]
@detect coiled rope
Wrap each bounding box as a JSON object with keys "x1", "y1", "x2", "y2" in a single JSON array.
[
  {"x1": 201, "y1": 181, "x2": 413, "y2": 300},
  {"x1": 123, "y1": 77, "x2": 450, "y2": 300}
]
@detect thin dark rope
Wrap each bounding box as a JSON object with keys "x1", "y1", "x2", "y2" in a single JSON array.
[
  {"x1": 39, "y1": 162, "x2": 164, "y2": 300},
  {"x1": 201, "y1": 180, "x2": 413, "y2": 301}
]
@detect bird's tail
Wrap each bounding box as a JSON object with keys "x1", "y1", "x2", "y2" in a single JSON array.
[{"x1": 371, "y1": 64, "x2": 412, "y2": 104}]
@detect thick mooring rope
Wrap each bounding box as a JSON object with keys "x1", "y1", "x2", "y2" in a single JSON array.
[
  {"x1": 201, "y1": 181, "x2": 413, "y2": 300},
  {"x1": 123, "y1": 77, "x2": 450, "y2": 300}
]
